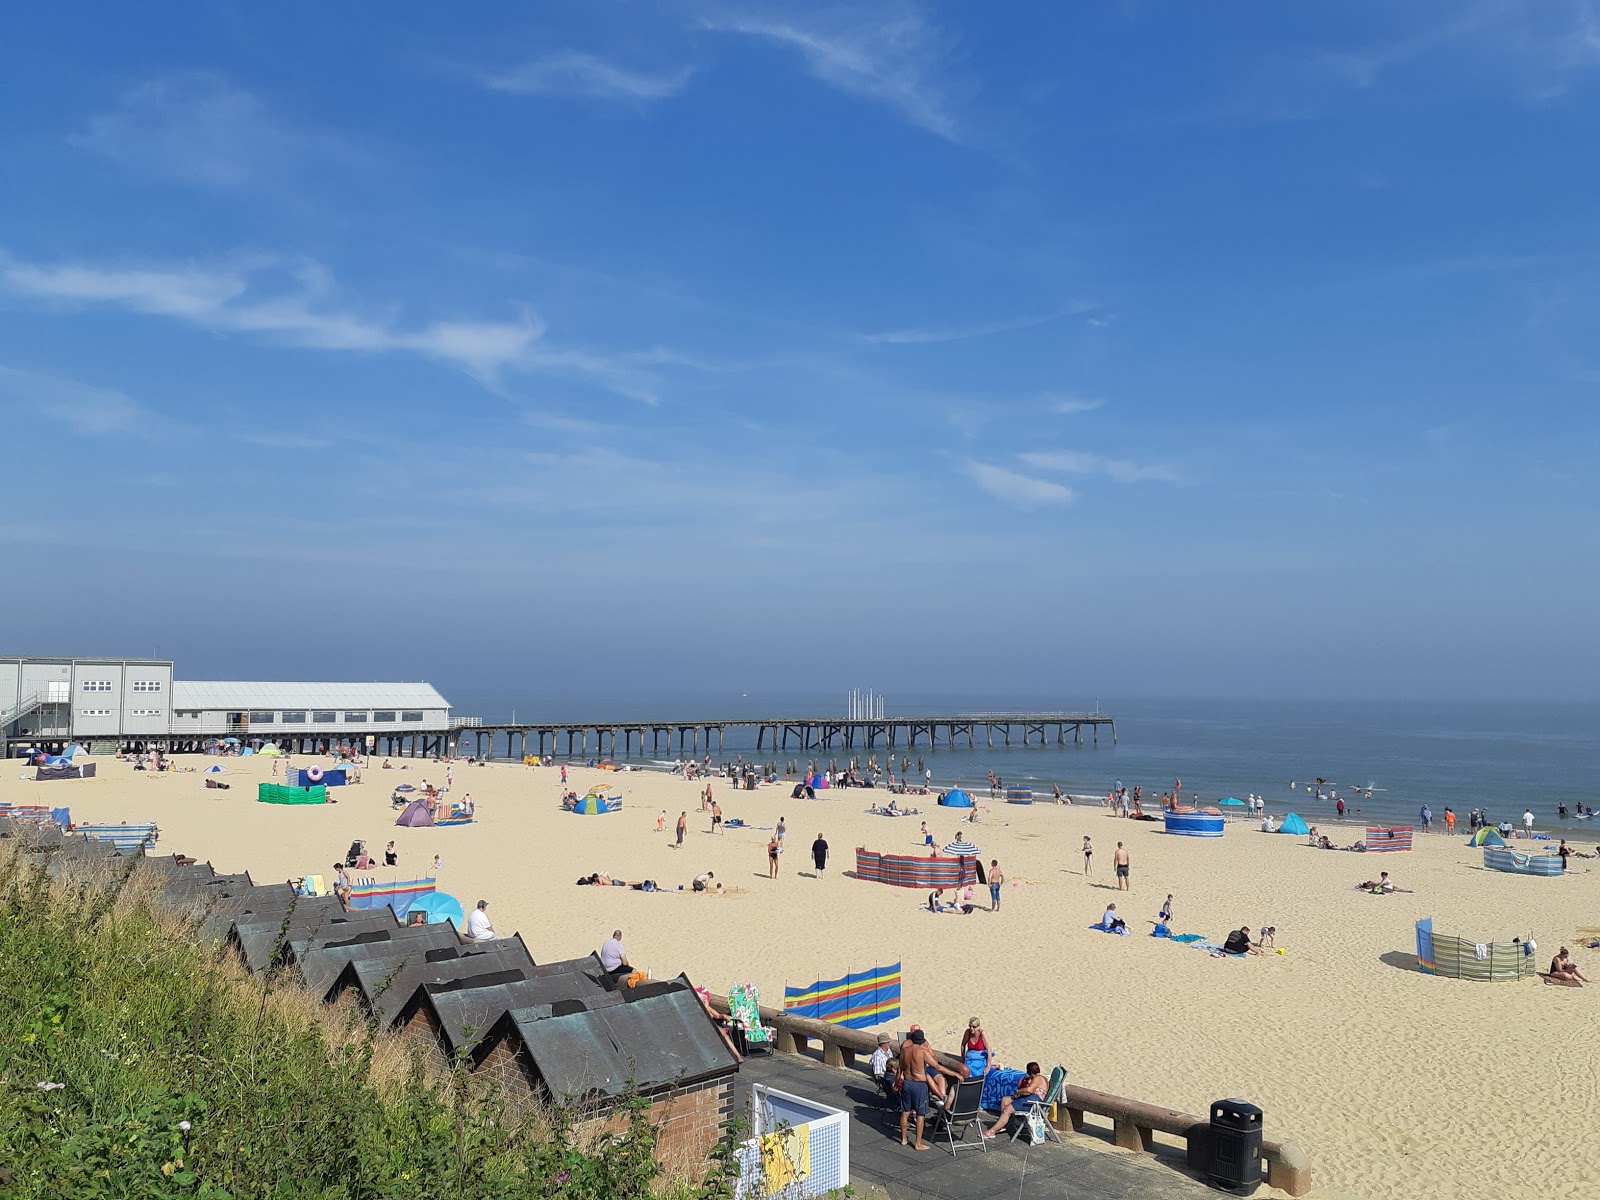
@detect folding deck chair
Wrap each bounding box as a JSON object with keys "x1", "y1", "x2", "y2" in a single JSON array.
[
  {"x1": 726, "y1": 982, "x2": 774, "y2": 1055},
  {"x1": 930, "y1": 1078, "x2": 988, "y2": 1154},
  {"x1": 1008, "y1": 1065, "x2": 1067, "y2": 1144}
]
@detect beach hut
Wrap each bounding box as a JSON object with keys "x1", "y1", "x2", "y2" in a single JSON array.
[
  {"x1": 1279, "y1": 812, "x2": 1309, "y2": 836},
  {"x1": 938, "y1": 788, "x2": 973, "y2": 808},
  {"x1": 1467, "y1": 827, "x2": 1506, "y2": 847},
  {"x1": 394, "y1": 798, "x2": 434, "y2": 827}
]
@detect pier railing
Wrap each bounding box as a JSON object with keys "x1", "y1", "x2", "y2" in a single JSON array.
[{"x1": 706, "y1": 993, "x2": 1310, "y2": 1196}]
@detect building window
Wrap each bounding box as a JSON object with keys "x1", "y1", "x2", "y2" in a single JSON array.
[
  {"x1": 78, "y1": 708, "x2": 112, "y2": 717},
  {"x1": 313, "y1": 711, "x2": 336, "y2": 724},
  {"x1": 281, "y1": 711, "x2": 306, "y2": 723},
  {"x1": 82, "y1": 680, "x2": 113, "y2": 692},
  {"x1": 249, "y1": 711, "x2": 275, "y2": 724},
  {"x1": 129, "y1": 709, "x2": 162, "y2": 717},
  {"x1": 344, "y1": 711, "x2": 368, "y2": 723},
  {"x1": 402, "y1": 711, "x2": 423, "y2": 722},
  {"x1": 374, "y1": 711, "x2": 396, "y2": 722},
  {"x1": 131, "y1": 681, "x2": 162, "y2": 692}
]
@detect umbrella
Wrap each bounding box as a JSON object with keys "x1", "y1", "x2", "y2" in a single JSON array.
[
  {"x1": 943, "y1": 839, "x2": 981, "y2": 856},
  {"x1": 408, "y1": 892, "x2": 464, "y2": 926},
  {"x1": 204, "y1": 765, "x2": 226, "y2": 774},
  {"x1": 1219, "y1": 798, "x2": 1245, "y2": 806}
]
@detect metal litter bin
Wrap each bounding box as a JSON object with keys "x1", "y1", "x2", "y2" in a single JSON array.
[{"x1": 1208, "y1": 1098, "x2": 1262, "y2": 1191}]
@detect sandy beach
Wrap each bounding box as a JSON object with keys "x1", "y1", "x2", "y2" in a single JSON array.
[{"x1": 11, "y1": 754, "x2": 1597, "y2": 1200}]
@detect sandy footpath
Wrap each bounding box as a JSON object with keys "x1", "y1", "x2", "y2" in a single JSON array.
[{"x1": 9, "y1": 753, "x2": 1598, "y2": 1200}]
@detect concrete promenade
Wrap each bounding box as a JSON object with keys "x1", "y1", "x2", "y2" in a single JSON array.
[{"x1": 735, "y1": 1050, "x2": 1228, "y2": 1200}]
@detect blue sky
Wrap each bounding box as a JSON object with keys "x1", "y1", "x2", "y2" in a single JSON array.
[{"x1": 2, "y1": 1, "x2": 1598, "y2": 702}]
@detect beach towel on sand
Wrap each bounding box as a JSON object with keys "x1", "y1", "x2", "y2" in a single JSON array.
[{"x1": 1089, "y1": 923, "x2": 1130, "y2": 937}]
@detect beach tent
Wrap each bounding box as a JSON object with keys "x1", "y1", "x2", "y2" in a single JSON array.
[
  {"x1": 394, "y1": 798, "x2": 434, "y2": 827},
  {"x1": 1280, "y1": 812, "x2": 1309, "y2": 836},
  {"x1": 204, "y1": 765, "x2": 226, "y2": 774},
  {"x1": 259, "y1": 744, "x2": 281, "y2": 756},
  {"x1": 808, "y1": 773, "x2": 826, "y2": 789},
  {"x1": 1467, "y1": 827, "x2": 1506, "y2": 847},
  {"x1": 938, "y1": 787, "x2": 974, "y2": 808},
  {"x1": 572, "y1": 792, "x2": 621, "y2": 815},
  {"x1": 408, "y1": 892, "x2": 464, "y2": 926}
]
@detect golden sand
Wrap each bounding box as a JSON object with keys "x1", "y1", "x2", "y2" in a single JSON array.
[{"x1": 12, "y1": 755, "x2": 1598, "y2": 1200}]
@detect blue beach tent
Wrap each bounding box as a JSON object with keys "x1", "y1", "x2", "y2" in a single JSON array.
[
  {"x1": 938, "y1": 788, "x2": 974, "y2": 808},
  {"x1": 1280, "y1": 812, "x2": 1309, "y2": 836}
]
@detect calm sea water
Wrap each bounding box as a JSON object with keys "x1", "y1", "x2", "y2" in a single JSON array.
[{"x1": 445, "y1": 691, "x2": 1599, "y2": 831}]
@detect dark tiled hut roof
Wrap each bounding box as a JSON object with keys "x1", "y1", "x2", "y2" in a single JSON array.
[
  {"x1": 293, "y1": 922, "x2": 464, "y2": 1000},
  {"x1": 338, "y1": 934, "x2": 537, "y2": 1027}
]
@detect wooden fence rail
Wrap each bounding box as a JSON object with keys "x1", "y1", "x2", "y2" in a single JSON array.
[{"x1": 708, "y1": 993, "x2": 1311, "y2": 1197}]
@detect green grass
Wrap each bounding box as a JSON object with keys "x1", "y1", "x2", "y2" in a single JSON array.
[{"x1": 0, "y1": 847, "x2": 738, "y2": 1200}]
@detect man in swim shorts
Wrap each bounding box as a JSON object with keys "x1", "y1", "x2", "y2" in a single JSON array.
[
  {"x1": 1113, "y1": 842, "x2": 1130, "y2": 890},
  {"x1": 897, "y1": 1029, "x2": 958, "y2": 1150}
]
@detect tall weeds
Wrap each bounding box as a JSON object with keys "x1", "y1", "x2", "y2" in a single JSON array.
[{"x1": 0, "y1": 846, "x2": 727, "y2": 1199}]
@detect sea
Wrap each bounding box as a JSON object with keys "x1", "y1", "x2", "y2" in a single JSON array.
[{"x1": 444, "y1": 691, "x2": 1599, "y2": 833}]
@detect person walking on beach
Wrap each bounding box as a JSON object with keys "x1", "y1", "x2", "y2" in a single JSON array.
[
  {"x1": 1523, "y1": 808, "x2": 1536, "y2": 837},
  {"x1": 767, "y1": 834, "x2": 780, "y2": 879},
  {"x1": 1113, "y1": 842, "x2": 1130, "y2": 890},
  {"x1": 989, "y1": 860, "x2": 1004, "y2": 910},
  {"x1": 655, "y1": 810, "x2": 666, "y2": 833},
  {"x1": 812, "y1": 833, "x2": 828, "y2": 873},
  {"x1": 560, "y1": 765, "x2": 567, "y2": 785},
  {"x1": 1420, "y1": 804, "x2": 1432, "y2": 830},
  {"x1": 675, "y1": 811, "x2": 687, "y2": 849},
  {"x1": 776, "y1": 816, "x2": 787, "y2": 853},
  {"x1": 1160, "y1": 894, "x2": 1174, "y2": 923},
  {"x1": 1082, "y1": 836, "x2": 1094, "y2": 875},
  {"x1": 711, "y1": 800, "x2": 723, "y2": 834}
]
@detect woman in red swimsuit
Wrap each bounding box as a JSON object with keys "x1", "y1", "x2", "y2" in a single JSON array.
[{"x1": 960, "y1": 1017, "x2": 992, "y2": 1076}]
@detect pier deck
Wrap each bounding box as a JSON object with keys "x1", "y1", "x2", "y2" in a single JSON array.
[{"x1": 449, "y1": 711, "x2": 1115, "y2": 761}]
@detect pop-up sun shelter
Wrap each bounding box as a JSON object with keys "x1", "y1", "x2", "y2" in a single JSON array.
[
  {"x1": 572, "y1": 791, "x2": 621, "y2": 815},
  {"x1": 1467, "y1": 827, "x2": 1506, "y2": 847},
  {"x1": 1279, "y1": 812, "x2": 1309, "y2": 836},
  {"x1": 395, "y1": 798, "x2": 434, "y2": 827},
  {"x1": 938, "y1": 787, "x2": 973, "y2": 808}
]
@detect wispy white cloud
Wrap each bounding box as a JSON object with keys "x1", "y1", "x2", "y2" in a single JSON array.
[
  {"x1": 69, "y1": 71, "x2": 354, "y2": 188},
  {"x1": 0, "y1": 365, "x2": 150, "y2": 435},
  {"x1": 1049, "y1": 394, "x2": 1105, "y2": 415},
  {"x1": 0, "y1": 253, "x2": 659, "y2": 400},
  {"x1": 702, "y1": 8, "x2": 962, "y2": 141},
  {"x1": 234, "y1": 431, "x2": 335, "y2": 450},
  {"x1": 1020, "y1": 450, "x2": 1178, "y2": 484},
  {"x1": 857, "y1": 307, "x2": 1083, "y2": 345},
  {"x1": 485, "y1": 51, "x2": 693, "y2": 101},
  {"x1": 963, "y1": 460, "x2": 1075, "y2": 507}
]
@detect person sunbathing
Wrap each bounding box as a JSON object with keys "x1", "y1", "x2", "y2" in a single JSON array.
[
  {"x1": 1549, "y1": 948, "x2": 1588, "y2": 985},
  {"x1": 982, "y1": 1062, "x2": 1048, "y2": 1139}
]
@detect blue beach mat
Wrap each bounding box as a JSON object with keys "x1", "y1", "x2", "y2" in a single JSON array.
[{"x1": 1089, "y1": 923, "x2": 1130, "y2": 937}]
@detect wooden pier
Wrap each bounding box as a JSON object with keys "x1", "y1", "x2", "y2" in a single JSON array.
[{"x1": 449, "y1": 711, "x2": 1115, "y2": 762}]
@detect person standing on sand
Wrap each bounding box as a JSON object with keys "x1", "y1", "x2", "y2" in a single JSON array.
[
  {"x1": 776, "y1": 816, "x2": 787, "y2": 853},
  {"x1": 897, "y1": 1029, "x2": 959, "y2": 1151},
  {"x1": 767, "y1": 835, "x2": 780, "y2": 879},
  {"x1": 1160, "y1": 894, "x2": 1174, "y2": 923},
  {"x1": 1114, "y1": 842, "x2": 1130, "y2": 889},
  {"x1": 1444, "y1": 807, "x2": 1455, "y2": 833},
  {"x1": 560, "y1": 765, "x2": 567, "y2": 785},
  {"x1": 989, "y1": 860, "x2": 1004, "y2": 910},
  {"x1": 711, "y1": 800, "x2": 723, "y2": 834},
  {"x1": 1082, "y1": 836, "x2": 1094, "y2": 875},
  {"x1": 655, "y1": 810, "x2": 666, "y2": 833},
  {"x1": 675, "y1": 811, "x2": 687, "y2": 849},
  {"x1": 812, "y1": 833, "x2": 828, "y2": 873}
]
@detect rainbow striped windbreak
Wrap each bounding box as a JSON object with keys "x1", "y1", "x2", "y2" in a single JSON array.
[
  {"x1": 346, "y1": 877, "x2": 437, "y2": 919},
  {"x1": 784, "y1": 962, "x2": 901, "y2": 1029}
]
